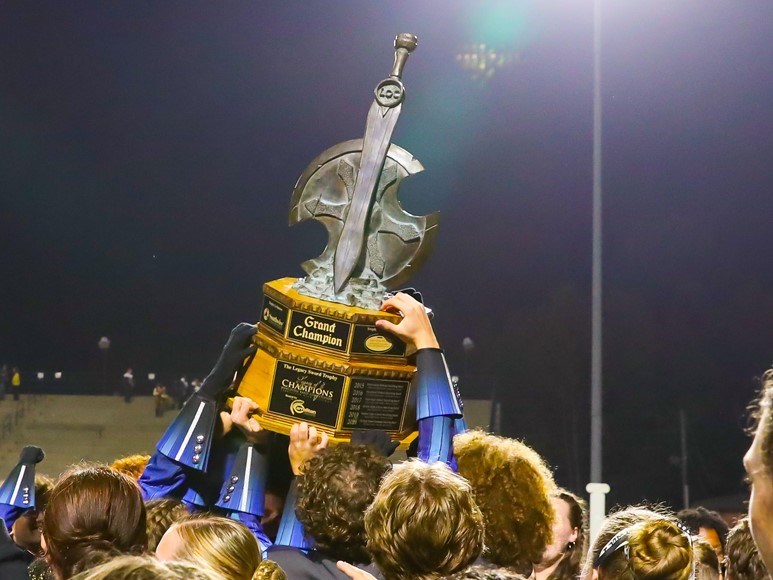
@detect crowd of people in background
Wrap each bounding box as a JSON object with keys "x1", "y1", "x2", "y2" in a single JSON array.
[{"x1": 0, "y1": 293, "x2": 772, "y2": 579}]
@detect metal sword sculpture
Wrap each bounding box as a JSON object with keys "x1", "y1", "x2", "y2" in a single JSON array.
[{"x1": 290, "y1": 33, "x2": 438, "y2": 309}]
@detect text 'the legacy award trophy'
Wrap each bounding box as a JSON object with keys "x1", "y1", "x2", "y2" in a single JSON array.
[{"x1": 237, "y1": 33, "x2": 438, "y2": 447}]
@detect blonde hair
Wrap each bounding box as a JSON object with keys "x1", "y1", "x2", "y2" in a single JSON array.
[
  {"x1": 597, "y1": 518, "x2": 695, "y2": 580},
  {"x1": 110, "y1": 455, "x2": 151, "y2": 482},
  {"x1": 454, "y1": 430, "x2": 556, "y2": 569},
  {"x1": 165, "y1": 516, "x2": 262, "y2": 580},
  {"x1": 365, "y1": 459, "x2": 485, "y2": 579},
  {"x1": 580, "y1": 506, "x2": 671, "y2": 580},
  {"x1": 71, "y1": 554, "x2": 219, "y2": 579}
]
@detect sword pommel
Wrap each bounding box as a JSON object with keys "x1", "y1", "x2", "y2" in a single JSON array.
[{"x1": 391, "y1": 33, "x2": 418, "y2": 79}]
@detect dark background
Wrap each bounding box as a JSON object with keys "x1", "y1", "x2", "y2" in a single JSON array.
[{"x1": 2, "y1": 0, "x2": 773, "y2": 508}]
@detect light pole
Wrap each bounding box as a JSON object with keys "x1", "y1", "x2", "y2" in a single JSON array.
[
  {"x1": 587, "y1": 0, "x2": 610, "y2": 542},
  {"x1": 98, "y1": 336, "x2": 111, "y2": 393}
]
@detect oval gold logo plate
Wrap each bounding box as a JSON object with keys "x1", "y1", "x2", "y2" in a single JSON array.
[{"x1": 364, "y1": 334, "x2": 394, "y2": 353}]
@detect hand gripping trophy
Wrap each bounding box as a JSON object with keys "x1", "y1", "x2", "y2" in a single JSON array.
[{"x1": 236, "y1": 33, "x2": 439, "y2": 447}]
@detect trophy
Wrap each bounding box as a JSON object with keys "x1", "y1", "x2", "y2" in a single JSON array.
[{"x1": 236, "y1": 33, "x2": 438, "y2": 447}]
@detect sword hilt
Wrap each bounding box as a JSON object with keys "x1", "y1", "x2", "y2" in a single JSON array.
[{"x1": 391, "y1": 33, "x2": 418, "y2": 79}]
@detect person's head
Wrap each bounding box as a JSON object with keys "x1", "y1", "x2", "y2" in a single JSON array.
[
  {"x1": 580, "y1": 505, "x2": 672, "y2": 580},
  {"x1": 744, "y1": 368, "x2": 773, "y2": 573},
  {"x1": 365, "y1": 459, "x2": 484, "y2": 579},
  {"x1": 538, "y1": 489, "x2": 587, "y2": 580},
  {"x1": 295, "y1": 443, "x2": 390, "y2": 563},
  {"x1": 11, "y1": 474, "x2": 54, "y2": 556},
  {"x1": 156, "y1": 515, "x2": 261, "y2": 580},
  {"x1": 42, "y1": 465, "x2": 147, "y2": 579},
  {"x1": 678, "y1": 507, "x2": 729, "y2": 560},
  {"x1": 693, "y1": 537, "x2": 720, "y2": 580},
  {"x1": 446, "y1": 564, "x2": 529, "y2": 579},
  {"x1": 724, "y1": 517, "x2": 769, "y2": 580},
  {"x1": 110, "y1": 455, "x2": 151, "y2": 482},
  {"x1": 594, "y1": 518, "x2": 695, "y2": 580},
  {"x1": 143, "y1": 499, "x2": 189, "y2": 553},
  {"x1": 70, "y1": 554, "x2": 220, "y2": 580},
  {"x1": 454, "y1": 430, "x2": 557, "y2": 571}
]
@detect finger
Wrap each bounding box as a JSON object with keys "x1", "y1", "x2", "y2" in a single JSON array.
[
  {"x1": 336, "y1": 561, "x2": 359, "y2": 577},
  {"x1": 318, "y1": 431, "x2": 329, "y2": 449},
  {"x1": 298, "y1": 422, "x2": 309, "y2": 442},
  {"x1": 290, "y1": 423, "x2": 300, "y2": 443},
  {"x1": 308, "y1": 425, "x2": 319, "y2": 444},
  {"x1": 247, "y1": 417, "x2": 262, "y2": 433},
  {"x1": 375, "y1": 319, "x2": 401, "y2": 336},
  {"x1": 379, "y1": 296, "x2": 404, "y2": 314}
]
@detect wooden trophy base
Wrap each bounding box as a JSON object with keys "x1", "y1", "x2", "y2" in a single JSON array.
[{"x1": 236, "y1": 277, "x2": 418, "y2": 448}]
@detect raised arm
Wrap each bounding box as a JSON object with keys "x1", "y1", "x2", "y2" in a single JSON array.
[{"x1": 377, "y1": 293, "x2": 462, "y2": 467}]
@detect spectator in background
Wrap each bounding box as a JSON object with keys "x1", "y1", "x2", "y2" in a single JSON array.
[
  {"x1": 725, "y1": 518, "x2": 769, "y2": 580},
  {"x1": 121, "y1": 369, "x2": 134, "y2": 404},
  {"x1": 11, "y1": 367, "x2": 21, "y2": 401},
  {"x1": 0, "y1": 364, "x2": 8, "y2": 401},
  {"x1": 153, "y1": 383, "x2": 170, "y2": 417},
  {"x1": 678, "y1": 506, "x2": 729, "y2": 564}
]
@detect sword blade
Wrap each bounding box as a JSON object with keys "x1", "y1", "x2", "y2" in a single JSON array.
[{"x1": 333, "y1": 102, "x2": 401, "y2": 293}]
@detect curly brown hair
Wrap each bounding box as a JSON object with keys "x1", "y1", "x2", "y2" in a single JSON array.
[
  {"x1": 725, "y1": 518, "x2": 768, "y2": 580},
  {"x1": 454, "y1": 430, "x2": 556, "y2": 569},
  {"x1": 144, "y1": 499, "x2": 189, "y2": 552},
  {"x1": 295, "y1": 443, "x2": 390, "y2": 563},
  {"x1": 43, "y1": 466, "x2": 147, "y2": 578}
]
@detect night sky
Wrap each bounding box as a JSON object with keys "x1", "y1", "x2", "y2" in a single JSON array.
[{"x1": 3, "y1": 1, "x2": 773, "y2": 508}]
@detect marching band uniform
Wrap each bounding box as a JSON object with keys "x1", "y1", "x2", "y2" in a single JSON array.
[
  {"x1": 0, "y1": 447, "x2": 45, "y2": 533},
  {"x1": 138, "y1": 323, "x2": 272, "y2": 551}
]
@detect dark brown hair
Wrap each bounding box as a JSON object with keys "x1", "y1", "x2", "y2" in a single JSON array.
[
  {"x1": 725, "y1": 518, "x2": 768, "y2": 580},
  {"x1": 547, "y1": 489, "x2": 588, "y2": 580},
  {"x1": 43, "y1": 466, "x2": 147, "y2": 579},
  {"x1": 296, "y1": 444, "x2": 390, "y2": 563}
]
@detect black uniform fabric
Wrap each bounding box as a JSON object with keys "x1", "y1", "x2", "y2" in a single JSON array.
[{"x1": 267, "y1": 546, "x2": 384, "y2": 580}]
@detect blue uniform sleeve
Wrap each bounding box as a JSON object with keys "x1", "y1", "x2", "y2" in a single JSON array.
[
  {"x1": 275, "y1": 479, "x2": 312, "y2": 550},
  {"x1": 138, "y1": 451, "x2": 190, "y2": 502},
  {"x1": 0, "y1": 505, "x2": 23, "y2": 532},
  {"x1": 414, "y1": 348, "x2": 463, "y2": 470},
  {"x1": 229, "y1": 511, "x2": 272, "y2": 556}
]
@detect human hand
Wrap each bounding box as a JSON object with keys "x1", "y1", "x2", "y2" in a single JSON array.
[
  {"x1": 376, "y1": 292, "x2": 439, "y2": 351},
  {"x1": 199, "y1": 323, "x2": 258, "y2": 400},
  {"x1": 350, "y1": 429, "x2": 398, "y2": 457},
  {"x1": 19, "y1": 446, "x2": 45, "y2": 465},
  {"x1": 289, "y1": 422, "x2": 329, "y2": 475},
  {"x1": 336, "y1": 561, "x2": 378, "y2": 579},
  {"x1": 228, "y1": 396, "x2": 265, "y2": 445}
]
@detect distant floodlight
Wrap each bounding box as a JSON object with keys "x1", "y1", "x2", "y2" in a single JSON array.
[
  {"x1": 37, "y1": 372, "x2": 44, "y2": 380},
  {"x1": 148, "y1": 373, "x2": 156, "y2": 381},
  {"x1": 451, "y1": 375, "x2": 460, "y2": 384},
  {"x1": 462, "y1": 337, "x2": 476, "y2": 352},
  {"x1": 55, "y1": 372, "x2": 63, "y2": 379},
  {"x1": 456, "y1": 43, "x2": 520, "y2": 81},
  {"x1": 98, "y1": 336, "x2": 111, "y2": 350}
]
